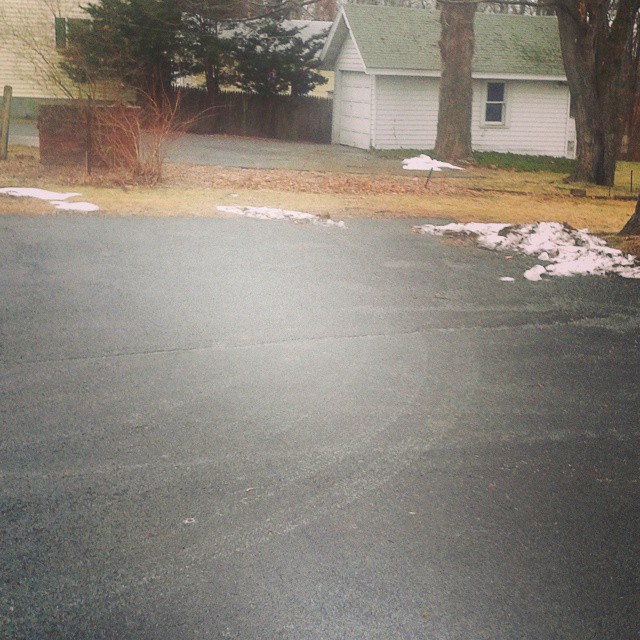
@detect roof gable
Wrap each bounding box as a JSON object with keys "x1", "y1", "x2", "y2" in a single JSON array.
[{"x1": 322, "y1": 5, "x2": 565, "y2": 78}]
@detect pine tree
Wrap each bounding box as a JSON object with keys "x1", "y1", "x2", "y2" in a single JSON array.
[
  {"x1": 229, "y1": 20, "x2": 328, "y2": 97},
  {"x1": 61, "y1": 0, "x2": 182, "y2": 102},
  {"x1": 178, "y1": 0, "x2": 247, "y2": 104}
]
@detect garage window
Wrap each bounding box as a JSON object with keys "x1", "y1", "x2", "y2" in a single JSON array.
[{"x1": 484, "y1": 82, "x2": 506, "y2": 125}]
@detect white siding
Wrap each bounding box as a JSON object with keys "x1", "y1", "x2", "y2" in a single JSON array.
[
  {"x1": 336, "y1": 71, "x2": 371, "y2": 148},
  {"x1": 373, "y1": 75, "x2": 439, "y2": 149},
  {"x1": 472, "y1": 80, "x2": 572, "y2": 157},
  {"x1": 335, "y1": 35, "x2": 365, "y2": 73},
  {"x1": 331, "y1": 33, "x2": 368, "y2": 146},
  {"x1": 0, "y1": 0, "x2": 87, "y2": 99},
  {"x1": 368, "y1": 76, "x2": 574, "y2": 157},
  {"x1": 331, "y1": 70, "x2": 342, "y2": 143}
]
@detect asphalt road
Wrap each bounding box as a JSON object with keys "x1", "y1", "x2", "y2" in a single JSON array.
[
  {"x1": 164, "y1": 133, "x2": 408, "y2": 174},
  {"x1": 8, "y1": 122, "x2": 418, "y2": 174},
  {"x1": 1, "y1": 215, "x2": 639, "y2": 639},
  {"x1": 6, "y1": 123, "x2": 39, "y2": 149}
]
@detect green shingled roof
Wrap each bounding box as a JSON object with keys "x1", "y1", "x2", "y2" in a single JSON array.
[{"x1": 337, "y1": 5, "x2": 565, "y2": 77}]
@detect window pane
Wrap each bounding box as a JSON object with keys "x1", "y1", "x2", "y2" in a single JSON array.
[
  {"x1": 487, "y1": 82, "x2": 504, "y2": 102},
  {"x1": 485, "y1": 103, "x2": 503, "y2": 122},
  {"x1": 54, "y1": 17, "x2": 66, "y2": 49}
]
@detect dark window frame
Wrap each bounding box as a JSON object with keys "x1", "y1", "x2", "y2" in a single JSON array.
[
  {"x1": 54, "y1": 17, "x2": 67, "y2": 50},
  {"x1": 484, "y1": 81, "x2": 507, "y2": 126}
]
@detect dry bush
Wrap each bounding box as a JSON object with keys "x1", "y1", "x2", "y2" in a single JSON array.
[
  {"x1": 90, "y1": 91, "x2": 210, "y2": 186},
  {"x1": 91, "y1": 93, "x2": 173, "y2": 185}
]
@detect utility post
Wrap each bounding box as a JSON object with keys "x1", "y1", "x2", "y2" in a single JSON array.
[{"x1": 1, "y1": 86, "x2": 12, "y2": 160}]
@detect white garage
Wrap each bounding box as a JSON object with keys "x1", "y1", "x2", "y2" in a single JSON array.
[
  {"x1": 336, "y1": 71, "x2": 371, "y2": 148},
  {"x1": 321, "y1": 5, "x2": 577, "y2": 158}
]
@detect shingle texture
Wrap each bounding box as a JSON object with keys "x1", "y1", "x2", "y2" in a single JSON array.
[{"x1": 342, "y1": 5, "x2": 565, "y2": 76}]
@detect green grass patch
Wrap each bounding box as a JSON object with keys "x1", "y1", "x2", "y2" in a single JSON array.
[
  {"x1": 472, "y1": 151, "x2": 575, "y2": 173},
  {"x1": 373, "y1": 148, "x2": 575, "y2": 174}
]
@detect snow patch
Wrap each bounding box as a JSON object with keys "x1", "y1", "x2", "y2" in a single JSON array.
[
  {"x1": 413, "y1": 221, "x2": 640, "y2": 280},
  {"x1": 51, "y1": 201, "x2": 100, "y2": 212},
  {"x1": 0, "y1": 187, "x2": 80, "y2": 201},
  {"x1": 402, "y1": 155, "x2": 464, "y2": 172},
  {"x1": 523, "y1": 265, "x2": 547, "y2": 282},
  {"x1": 0, "y1": 187, "x2": 99, "y2": 212},
  {"x1": 217, "y1": 205, "x2": 345, "y2": 228}
]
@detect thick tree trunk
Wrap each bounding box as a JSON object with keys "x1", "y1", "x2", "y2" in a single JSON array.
[
  {"x1": 144, "y1": 62, "x2": 174, "y2": 106},
  {"x1": 619, "y1": 192, "x2": 640, "y2": 235},
  {"x1": 201, "y1": 62, "x2": 219, "y2": 131},
  {"x1": 555, "y1": 2, "x2": 637, "y2": 186},
  {"x1": 623, "y1": 102, "x2": 640, "y2": 161},
  {"x1": 204, "y1": 62, "x2": 218, "y2": 106},
  {"x1": 621, "y1": 27, "x2": 640, "y2": 161},
  {"x1": 434, "y1": 1, "x2": 476, "y2": 164}
]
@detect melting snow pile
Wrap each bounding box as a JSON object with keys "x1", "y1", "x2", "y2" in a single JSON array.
[
  {"x1": 414, "y1": 221, "x2": 640, "y2": 280},
  {"x1": 217, "y1": 205, "x2": 345, "y2": 228},
  {"x1": 402, "y1": 155, "x2": 464, "y2": 172},
  {"x1": 0, "y1": 187, "x2": 99, "y2": 212}
]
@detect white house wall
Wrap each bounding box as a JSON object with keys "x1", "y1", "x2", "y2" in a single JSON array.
[
  {"x1": 335, "y1": 35, "x2": 365, "y2": 73},
  {"x1": 471, "y1": 80, "x2": 573, "y2": 157},
  {"x1": 371, "y1": 76, "x2": 574, "y2": 156},
  {"x1": 0, "y1": 0, "x2": 86, "y2": 99}
]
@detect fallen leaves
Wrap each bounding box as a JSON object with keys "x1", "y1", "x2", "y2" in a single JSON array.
[{"x1": 164, "y1": 165, "x2": 473, "y2": 197}]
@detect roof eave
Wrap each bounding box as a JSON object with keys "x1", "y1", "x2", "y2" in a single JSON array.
[
  {"x1": 366, "y1": 68, "x2": 566, "y2": 81},
  {"x1": 473, "y1": 72, "x2": 567, "y2": 81},
  {"x1": 320, "y1": 7, "x2": 349, "y2": 70}
]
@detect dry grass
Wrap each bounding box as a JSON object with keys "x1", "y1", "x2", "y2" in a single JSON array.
[
  {"x1": 602, "y1": 233, "x2": 640, "y2": 256},
  {"x1": 0, "y1": 145, "x2": 638, "y2": 244}
]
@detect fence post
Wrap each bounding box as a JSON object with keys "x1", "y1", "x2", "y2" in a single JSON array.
[
  {"x1": 241, "y1": 93, "x2": 248, "y2": 137},
  {"x1": 85, "y1": 96, "x2": 93, "y2": 176},
  {"x1": 1, "y1": 85, "x2": 12, "y2": 161}
]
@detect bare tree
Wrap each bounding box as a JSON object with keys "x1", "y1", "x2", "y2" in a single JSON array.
[
  {"x1": 434, "y1": 0, "x2": 476, "y2": 163},
  {"x1": 554, "y1": 0, "x2": 640, "y2": 186},
  {"x1": 620, "y1": 194, "x2": 640, "y2": 235},
  {"x1": 431, "y1": 0, "x2": 640, "y2": 185}
]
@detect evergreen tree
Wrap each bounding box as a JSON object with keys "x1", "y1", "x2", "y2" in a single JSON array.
[
  {"x1": 61, "y1": 0, "x2": 182, "y2": 101},
  {"x1": 178, "y1": 0, "x2": 246, "y2": 104},
  {"x1": 61, "y1": 1, "x2": 327, "y2": 101},
  {"x1": 229, "y1": 20, "x2": 328, "y2": 96}
]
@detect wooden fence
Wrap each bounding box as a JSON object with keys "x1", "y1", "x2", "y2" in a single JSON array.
[{"x1": 178, "y1": 89, "x2": 332, "y2": 144}]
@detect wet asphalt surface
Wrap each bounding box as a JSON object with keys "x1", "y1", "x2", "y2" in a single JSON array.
[
  {"x1": 9, "y1": 123, "x2": 410, "y2": 174},
  {"x1": 1, "y1": 214, "x2": 639, "y2": 639}
]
